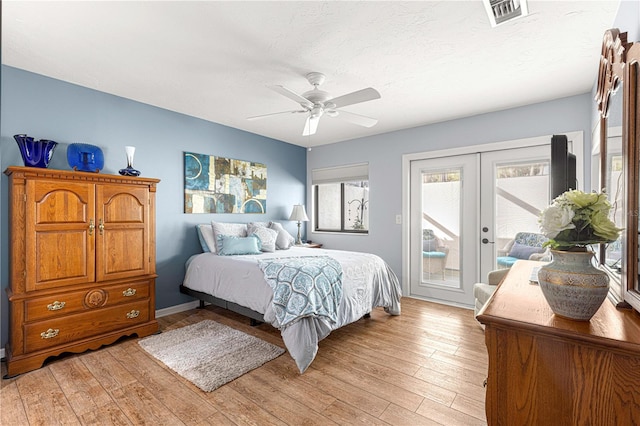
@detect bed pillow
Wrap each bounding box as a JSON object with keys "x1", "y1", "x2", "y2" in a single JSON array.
[
  {"x1": 248, "y1": 221, "x2": 270, "y2": 228},
  {"x1": 247, "y1": 224, "x2": 278, "y2": 252},
  {"x1": 508, "y1": 242, "x2": 544, "y2": 260},
  {"x1": 211, "y1": 222, "x2": 248, "y2": 252},
  {"x1": 269, "y1": 221, "x2": 296, "y2": 250},
  {"x1": 217, "y1": 234, "x2": 262, "y2": 256},
  {"x1": 196, "y1": 224, "x2": 216, "y2": 253}
]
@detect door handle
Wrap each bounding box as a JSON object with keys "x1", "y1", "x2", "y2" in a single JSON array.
[{"x1": 482, "y1": 238, "x2": 495, "y2": 244}]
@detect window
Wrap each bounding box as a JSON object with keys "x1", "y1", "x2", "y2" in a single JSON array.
[{"x1": 312, "y1": 163, "x2": 369, "y2": 234}]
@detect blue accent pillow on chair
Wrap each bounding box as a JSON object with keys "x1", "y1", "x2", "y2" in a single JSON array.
[{"x1": 508, "y1": 242, "x2": 544, "y2": 259}]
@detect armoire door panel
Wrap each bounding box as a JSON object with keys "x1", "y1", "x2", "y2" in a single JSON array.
[
  {"x1": 99, "y1": 185, "x2": 148, "y2": 223},
  {"x1": 100, "y1": 228, "x2": 146, "y2": 277},
  {"x1": 31, "y1": 181, "x2": 93, "y2": 225},
  {"x1": 96, "y1": 184, "x2": 150, "y2": 281},
  {"x1": 35, "y1": 230, "x2": 91, "y2": 285},
  {"x1": 26, "y1": 180, "x2": 96, "y2": 291}
]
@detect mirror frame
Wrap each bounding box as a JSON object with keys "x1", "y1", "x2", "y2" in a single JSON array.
[{"x1": 596, "y1": 29, "x2": 629, "y2": 304}]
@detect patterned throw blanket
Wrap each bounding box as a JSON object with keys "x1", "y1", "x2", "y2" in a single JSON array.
[{"x1": 258, "y1": 256, "x2": 343, "y2": 329}]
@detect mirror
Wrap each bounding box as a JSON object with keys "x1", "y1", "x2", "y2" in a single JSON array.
[
  {"x1": 596, "y1": 29, "x2": 627, "y2": 303},
  {"x1": 624, "y1": 42, "x2": 640, "y2": 311}
]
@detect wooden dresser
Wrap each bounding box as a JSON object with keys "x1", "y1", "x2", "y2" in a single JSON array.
[
  {"x1": 4, "y1": 166, "x2": 160, "y2": 377},
  {"x1": 477, "y1": 260, "x2": 640, "y2": 425}
]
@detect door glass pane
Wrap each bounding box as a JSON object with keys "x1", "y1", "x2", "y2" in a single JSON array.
[
  {"x1": 422, "y1": 168, "x2": 460, "y2": 287},
  {"x1": 494, "y1": 160, "x2": 549, "y2": 268}
]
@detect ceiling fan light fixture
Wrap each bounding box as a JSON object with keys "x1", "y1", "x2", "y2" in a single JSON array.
[{"x1": 482, "y1": 0, "x2": 529, "y2": 27}]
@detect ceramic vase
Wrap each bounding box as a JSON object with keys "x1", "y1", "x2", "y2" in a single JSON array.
[
  {"x1": 537, "y1": 249, "x2": 609, "y2": 321},
  {"x1": 14, "y1": 134, "x2": 58, "y2": 168},
  {"x1": 119, "y1": 146, "x2": 141, "y2": 176}
]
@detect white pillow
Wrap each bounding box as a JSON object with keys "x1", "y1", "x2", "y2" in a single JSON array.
[
  {"x1": 248, "y1": 224, "x2": 278, "y2": 252},
  {"x1": 269, "y1": 222, "x2": 295, "y2": 250},
  {"x1": 211, "y1": 222, "x2": 248, "y2": 252},
  {"x1": 196, "y1": 224, "x2": 216, "y2": 253}
]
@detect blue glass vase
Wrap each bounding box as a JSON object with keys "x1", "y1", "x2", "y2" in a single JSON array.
[
  {"x1": 67, "y1": 143, "x2": 104, "y2": 173},
  {"x1": 13, "y1": 134, "x2": 58, "y2": 168}
]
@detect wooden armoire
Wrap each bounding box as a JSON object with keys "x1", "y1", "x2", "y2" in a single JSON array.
[{"x1": 4, "y1": 166, "x2": 160, "y2": 377}]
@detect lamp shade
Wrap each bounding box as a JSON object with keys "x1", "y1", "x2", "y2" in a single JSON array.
[{"x1": 289, "y1": 204, "x2": 309, "y2": 222}]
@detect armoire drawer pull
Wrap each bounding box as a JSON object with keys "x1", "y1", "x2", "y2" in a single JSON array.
[
  {"x1": 122, "y1": 288, "x2": 136, "y2": 297},
  {"x1": 40, "y1": 329, "x2": 59, "y2": 339},
  {"x1": 126, "y1": 310, "x2": 140, "y2": 319},
  {"x1": 47, "y1": 301, "x2": 66, "y2": 311}
]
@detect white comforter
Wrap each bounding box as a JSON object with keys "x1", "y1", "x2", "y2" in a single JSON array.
[{"x1": 182, "y1": 247, "x2": 401, "y2": 372}]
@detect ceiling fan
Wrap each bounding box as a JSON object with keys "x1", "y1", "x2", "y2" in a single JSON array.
[{"x1": 247, "y1": 72, "x2": 381, "y2": 136}]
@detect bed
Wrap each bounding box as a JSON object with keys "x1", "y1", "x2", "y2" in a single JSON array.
[{"x1": 181, "y1": 222, "x2": 402, "y2": 373}]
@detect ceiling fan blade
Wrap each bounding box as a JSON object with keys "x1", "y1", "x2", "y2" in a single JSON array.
[
  {"x1": 268, "y1": 85, "x2": 313, "y2": 108},
  {"x1": 303, "y1": 115, "x2": 320, "y2": 136},
  {"x1": 327, "y1": 87, "x2": 381, "y2": 109},
  {"x1": 247, "y1": 110, "x2": 307, "y2": 121},
  {"x1": 334, "y1": 110, "x2": 378, "y2": 128}
]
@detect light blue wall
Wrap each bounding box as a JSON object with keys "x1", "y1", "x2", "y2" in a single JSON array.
[
  {"x1": 307, "y1": 93, "x2": 593, "y2": 282},
  {"x1": 0, "y1": 65, "x2": 307, "y2": 348}
]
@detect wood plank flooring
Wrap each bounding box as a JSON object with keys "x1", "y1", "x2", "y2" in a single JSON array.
[{"x1": 1, "y1": 297, "x2": 488, "y2": 425}]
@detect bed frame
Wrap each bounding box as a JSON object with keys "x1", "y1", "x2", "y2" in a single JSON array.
[
  {"x1": 180, "y1": 284, "x2": 371, "y2": 327},
  {"x1": 179, "y1": 284, "x2": 265, "y2": 326}
]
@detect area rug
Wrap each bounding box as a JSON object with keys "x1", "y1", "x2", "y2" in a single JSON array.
[{"x1": 138, "y1": 320, "x2": 285, "y2": 392}]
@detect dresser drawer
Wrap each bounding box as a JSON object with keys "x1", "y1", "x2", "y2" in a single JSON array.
[
  {"x1": 25, "y1": 281, "x2": 151, "y2": 322},
  {"x1": 24, "y1": 300, "x2": 150, "y2": 352},
  {"x1": 107, "y1": 281, "x2": 150, "y2": 305}
]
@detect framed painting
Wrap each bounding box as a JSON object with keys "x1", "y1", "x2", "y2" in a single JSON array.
[{"x1": 184, "y1": 152, "x2": 267, "y2": 214}]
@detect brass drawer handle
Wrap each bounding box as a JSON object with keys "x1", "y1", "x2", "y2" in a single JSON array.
[
  {"x1": 47, "y1": 301, "x2": 66, "y2": 311},
  {"x1": 99, "y1": 218, "x2": 105, "y2": 235},
  {"x1": 123, "y1": 288, "x2": 136, "y2": 297},
  {"x1": 41, "y1": 328, "x2": 59, "y2": 339},
  {"x1": 88, "y1": 219, "x2": 95, "y2": 236},
  {"x1": 126, "y1": 310, "x2": 140, "y2": 319}
]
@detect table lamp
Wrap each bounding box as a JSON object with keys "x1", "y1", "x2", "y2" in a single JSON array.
[{"x1": 289, "y1": 204, "x2": 309, "y2": 245}]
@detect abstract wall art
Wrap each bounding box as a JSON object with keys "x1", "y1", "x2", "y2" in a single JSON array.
[{"x1": 184, "y1": 152, "x2": 267, "y2": 214}]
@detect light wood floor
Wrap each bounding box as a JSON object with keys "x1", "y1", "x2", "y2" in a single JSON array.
[{"x1": 1, "y1": 297, "x2": 488, "y2": 425}]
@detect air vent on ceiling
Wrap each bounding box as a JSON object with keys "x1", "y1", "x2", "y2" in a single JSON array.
[{"x1": 483, "y1": 0, "x2": 529, "y2": 27}]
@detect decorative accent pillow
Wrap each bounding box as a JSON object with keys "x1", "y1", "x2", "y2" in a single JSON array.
[
  {"x1": 216, "y1": 234, "x2": 262, "y2": 256},
  {"x1": 508, "y1": 242, "x2": 544, "y2": 260},
  {"x1": 211, "y1": 222, "x2": 248, "y2": 253},
  {"x1": 422, "y1": 238, "x2": 438, "y2": 252},
  {"x1": 196, "y1": 224, "x2": 216, "y2": 253},
  {"x1": 269, "y1": 222, "x2": 295, "y2": 250},
  {"x1": 248, "y1": 224, "x2": 278, "y2": 252}
]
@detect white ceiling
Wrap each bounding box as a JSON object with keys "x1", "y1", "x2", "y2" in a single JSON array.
[{"x1": 2, "y1": 1, "x2": 621, "y2": 148}]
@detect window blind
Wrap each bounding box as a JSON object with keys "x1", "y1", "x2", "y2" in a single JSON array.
[{"x1": 311, "y1": 163, "x2": 369, "y2": 185}]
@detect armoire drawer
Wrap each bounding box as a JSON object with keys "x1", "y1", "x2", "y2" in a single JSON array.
[
  {"x1": 25, "y1": 281, "x2": 151, "y2": 322},
  {"x1": 24, "y1": 300, "x2": 150, "y2": 352}
]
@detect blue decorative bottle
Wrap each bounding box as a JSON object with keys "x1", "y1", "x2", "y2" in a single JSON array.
[{"x1": 119, "y1": 146, "x2": 141, "y2": 176}]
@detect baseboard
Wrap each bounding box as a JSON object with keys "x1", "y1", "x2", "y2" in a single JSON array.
[
  {"x1": 155, "y1": 300, "x2": 202, "y2": 318},
  {"x1": 0, "y1": 302, "x2": 205, "y2": 359}
]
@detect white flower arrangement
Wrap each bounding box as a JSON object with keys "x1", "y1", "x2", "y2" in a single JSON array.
[{"x1": 538, "y1": 189, "x2": 622, "y2": 250}]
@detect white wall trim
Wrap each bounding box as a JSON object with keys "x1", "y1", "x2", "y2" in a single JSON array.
[
  {"x1": 401, "y1": 131, "x2": 584, "y2": 297},
  {"x1": 155, "y1": 300, "x2": 201, "y2": 318}
]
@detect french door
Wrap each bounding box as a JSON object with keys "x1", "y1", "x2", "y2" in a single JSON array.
[{"x1": 409, "y1": 145, "x2": 550, "y2": 307}]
